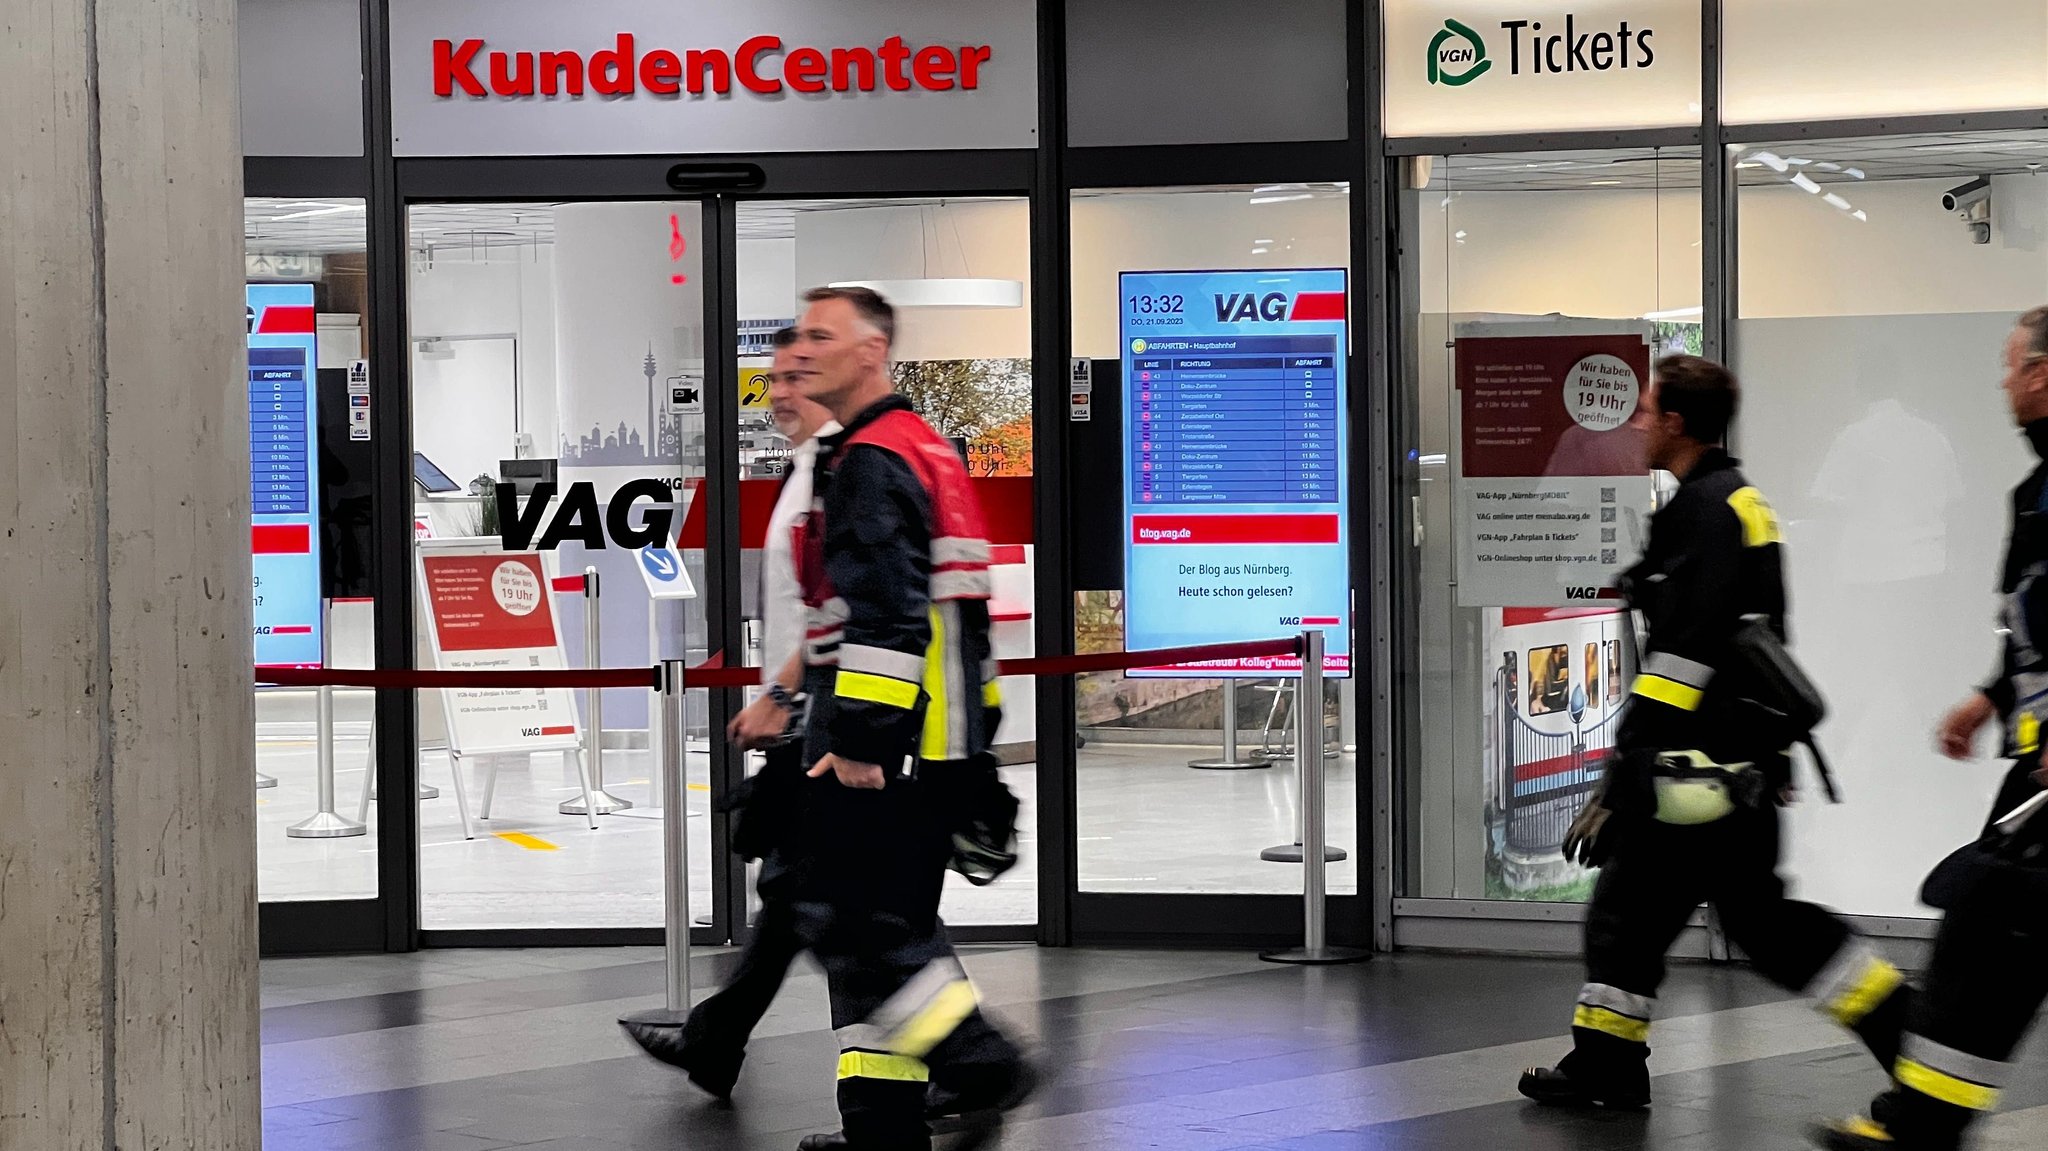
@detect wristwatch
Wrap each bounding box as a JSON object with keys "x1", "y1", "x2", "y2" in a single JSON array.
[{"x1": 766, "y1": 682, "x2": 799, "y2": 711}]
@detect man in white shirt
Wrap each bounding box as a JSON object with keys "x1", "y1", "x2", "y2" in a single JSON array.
[{"x1": 632, "y1": 327, "x2": 837, "y2": 1098}]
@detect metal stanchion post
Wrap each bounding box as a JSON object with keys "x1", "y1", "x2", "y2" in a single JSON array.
[
  {"x1": 621, "y1": 660, "x2": 693, "y2": 1039},
  {"x1": 1189, "y1": 679, "x2": 1271, "y2": 770},
  {"x1": 1262, "y1": 656, "x2": 1347, "y2": 862},
  {"x1": 1262, "y1": 629, "x2": 1368, "y2": 966},
  {"x1": 288, "y1": 685, "x2": 368, "y2": 838},
  {"x1": 563, "y1": 567, "x2": 631, "y2": 815}
]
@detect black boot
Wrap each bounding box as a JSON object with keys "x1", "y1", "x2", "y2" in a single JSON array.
[
  {"x1": 618, "y1": 1016, "x2": 743, "y2": 1101},
  {"x1": 1517, "y1": 1050, "x2": 1650, "y2": 1110},
  {"x1": 795, "y1": 1134, "x2": 850, "y2": 1151}
]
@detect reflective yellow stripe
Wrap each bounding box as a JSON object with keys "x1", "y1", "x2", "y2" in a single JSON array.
[
  {"x1": 888, "y1": 978, "x2": 979, "y2": 1058},
  {"x1": 836, "y1": 670, "x2": 920, "y2": 710},
  {"x1": 1573, "y1": 1005, "x2": 1650, "y2": 1043},
  {"x1": 2019, "y1": 712, "x2": 2041, "y2": 755},
  {"x1": 1727, "y1": 486, "x2": 1784, "y2": 548},
  {"x1": 1633, "y1": 674, "x2": 1705, "y2": 711},
  {"x1": 837, "y1": 1051, "x2": 930, "y2": 1083},
  {"x1": 1825, "y1": 958, "x2": 1903, "y2": 1027},
  {"x1": 919, "y1": 607, "x2": 950, "y2": 762},
  {"x1": 1837, "y1": 1116, "x2": 1893, "y2": 1142},
  {"x1": 1896, "y1": 1059, "x2": 2001, "y2": 1111},
  {"x1": 982, "y1": 680, "x2": 1002, "y2": 707}
]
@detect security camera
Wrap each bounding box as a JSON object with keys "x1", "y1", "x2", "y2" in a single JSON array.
[{"x1": 1942, "y1": 178, "x2": 1991, "y2": 213}]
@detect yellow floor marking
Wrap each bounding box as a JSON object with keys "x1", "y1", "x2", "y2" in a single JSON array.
[
  {"x1": 493, "y1": 831, "x2": 560, "y2": 852},
  {"x1": 625, "y1": 779, "x2": 711, "y2": 793}
]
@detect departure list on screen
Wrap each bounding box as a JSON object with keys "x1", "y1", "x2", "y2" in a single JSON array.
[
  {"x1": 247, "y1": 283, "x2": 325, "y2": 669},
  {"x1": 1120, "y1": 269, "x2": 1352, "y2": 678}
]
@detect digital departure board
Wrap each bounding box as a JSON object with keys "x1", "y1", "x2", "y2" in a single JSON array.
[
  {"x1": 1120, "y1": 269, "x2": 1351, "y2": 677},
  {"x1": 248, "y1": 283, "x2": 324, "y2": 668}
]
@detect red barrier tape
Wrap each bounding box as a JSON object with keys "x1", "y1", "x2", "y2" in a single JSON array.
[{"x1": 252, "y1": 637, "x2": 1305, "y2": 691}]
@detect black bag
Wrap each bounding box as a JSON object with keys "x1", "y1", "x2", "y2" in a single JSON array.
[
  {"x1": 927, "y1": 753, "x2": 1020, "y2": 886},
  {"x1": 1922, "y1": 791, "x2": 2048, "y2": 912},
  {"x1": 1727, "y1": 615, "x2": 1840, "y2": 802},
  {"x1": 721, "y1": 753, "x2": 803, "y2": 863}
]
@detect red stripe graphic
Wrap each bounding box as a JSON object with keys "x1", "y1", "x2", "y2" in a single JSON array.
[
  {"x1": 253, "y1": 524, "x2": 311, "y2": 554},
  {"x1": 1288, "y1": 292, "x2": 1346, "y2": 322},
  {"x1": 271, "y1": 625, "x2": 314, "y2": 635},
  {"x1": 256, "y1": 305, "x2": 317, "y2": 334},
  {"x1": 540, "y1": 725, "x2": 575, "y2": 736},
  {"x1": 1132, "y1": 513, "x2": 1339, "y2": 545},
  {"x1": 1301, "y1": 616, "x2": 1341, "y2": 625},
  {"x1": 551, "y1": 576, "x2": 586, "y2": 592}
]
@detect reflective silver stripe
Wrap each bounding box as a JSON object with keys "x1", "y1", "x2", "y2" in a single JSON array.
[
  {"x1": 865, "y1": 956, "x2": 967, "y2": 1038},
  {"x1": 937, "y1": 602, "x2": 969, "y2": 761},
  {"x1": 809, "y1": 597, "x2": 850, "y2": 625},
  {"x1": 1645, "y1": 652, "x2": 1714, "y2": 689},
  {"x1": 839, "y1": 643, "x2": 926, "y2": 683},
  {"x1": 932, "y1": 537, "x2": 991, "y2": 565},
  {"x1": 1901, "y1": 1035, "x2": 2013, "y2": 1089},
  {"x1": 1576, "y1": 983, "x2": 1654, "y2": 1021},
  {"x1": 982, "y1": 659, "x2": 1000, "y2": 683},
  {"x1": 932, "y1": 570, "x2": 992, "y2": 600},
  {"x1": 1807, "y1": 939, "x2": 1874, "y2": 1002},
  {"x1": 837, "y1": 1023, "x2": 891, "y2": 1051}
]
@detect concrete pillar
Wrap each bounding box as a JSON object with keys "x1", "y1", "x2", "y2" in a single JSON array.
[{"x1": 1, "y1": 0, "x2": 260, "y2": 1148}]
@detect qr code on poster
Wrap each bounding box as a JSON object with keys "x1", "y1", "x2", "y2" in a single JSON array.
[
  {"x1": 1602, "y1": 528, "x2": 1617, "y2": 543},
  {"x1": 1601, "y1": 507, "x2": 1617, "y2": 523},
  {"x1": 1600, "y1": 486, "x2": 1616, "y2": 502},
  {"x1": 1601, "y1": 548, "x2": 1618, "y2": 564}
]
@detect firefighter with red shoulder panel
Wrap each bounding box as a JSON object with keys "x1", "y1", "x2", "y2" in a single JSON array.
[
  {"x1": 1518, "y1": 355, "x2": 1907, "y2": 1110},
  {"x1": 783, "y1": 285, "x2": 1033, "y2": 1151}
]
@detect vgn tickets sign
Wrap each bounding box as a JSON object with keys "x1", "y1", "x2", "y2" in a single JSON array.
[{"x1": 1118, "y1": 268, "x2": 1351, "y2": 677}]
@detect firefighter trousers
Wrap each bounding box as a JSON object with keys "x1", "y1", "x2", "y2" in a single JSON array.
[
  {"x1": 1563, "y1": 804, "x2": 1908, "y2": 1086},
  {"x1": 793, "y1": 775, "x2": 1023, "y2": 1150},
  {"x1": 1864, "y1": 763, "x2": 2048, "y2": 1148}
]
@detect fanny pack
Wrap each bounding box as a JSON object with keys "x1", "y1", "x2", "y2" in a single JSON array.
[{"x1": 1650, "y1": 750, "x2": 1768, "y2": 825}]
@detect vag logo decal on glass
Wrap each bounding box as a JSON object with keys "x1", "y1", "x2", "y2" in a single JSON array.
[{"x1": 1428, "y1": 19, "x2": 1490, "y2": 86}]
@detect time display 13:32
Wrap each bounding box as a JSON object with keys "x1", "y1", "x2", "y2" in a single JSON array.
[{"x1": 1125, "y1": 293, "x2": 1185, "y2": 315}]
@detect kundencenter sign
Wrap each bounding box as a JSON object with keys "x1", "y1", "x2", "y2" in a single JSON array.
[
  {"x1": 390, "y1": 0, "x2": 1036, "y2": 156},
  {"x1": 1384, "y1": 0, "x2": 1701, "y2": 136}
]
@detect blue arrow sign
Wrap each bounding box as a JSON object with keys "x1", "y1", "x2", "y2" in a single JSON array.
[{"x1": 640, "y1": 547, "x2": 680, "y2": 582}]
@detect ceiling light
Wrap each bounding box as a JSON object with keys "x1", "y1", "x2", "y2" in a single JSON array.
[
  {"x1": 1454, "y1": 230, "x2": 1468, "y2": 239},
  {"x1": 1845, "y1": 168, "x2": 1866, "y2": 179},
  {"x1": 1852, "y1": 210, "x2": 1868, "y2": 221},
  {"x1": 1735, "y1": 161, "x2": 1763, "y2": 170},
  {"x1": 1753, "y1": 152, "x2": 1791, "y2": 173},
  {"x1": 1587, "y1": 179, "x2": 1623, "y2": 186},
  {"x1": 1823, "y1": 193, "x2": 1853, "y2": 211},
  {"x1": 1249, "y1": 193, "x2": 1315, "y2": 205},
  {"x1": 828, "y1": 278, "x2": 1022, "y2": 309},
  {"x1": 1250, "y1": 247, "x2": 1270, "y2": 255},
  {"x1": 1791, "y1": 174, "x2": 1823, "y2": 193}
]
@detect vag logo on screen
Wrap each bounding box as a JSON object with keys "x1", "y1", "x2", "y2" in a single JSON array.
[
  {"x1": 1428, "y1": 19, "x2": 1491, "y2": 86},
  {"x1": 1213, "y1": 291, "x2": 1348, "y2": 323}
]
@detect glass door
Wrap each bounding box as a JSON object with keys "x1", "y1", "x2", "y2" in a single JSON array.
[{"x1": 402, "y1": 199, "x2": 718, "y2": 938}]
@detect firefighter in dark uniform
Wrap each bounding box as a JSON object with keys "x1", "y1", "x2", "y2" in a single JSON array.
[
  {"x1": 786, "y1": 285, "x2": 1032, "y2": 1151},
  {"x1": 1520, "y1": 355, "x2": 1907, "y2": 1109},
  {"x1": 1814, "y1": 307, "x2": 2048, "y2": 1151}
]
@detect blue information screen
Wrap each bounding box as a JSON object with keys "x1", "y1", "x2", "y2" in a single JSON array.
[
  {"x1": 248, "y1": 284, "x2": 324, "y2": 668},
  {"x1": 1120, "y1": 269, "x2": 1351, "y2": 678}
]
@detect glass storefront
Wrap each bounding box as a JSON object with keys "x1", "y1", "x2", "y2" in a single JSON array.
[{"x1": 238, "y1": 0, "x2": 2048, "y2": 954}]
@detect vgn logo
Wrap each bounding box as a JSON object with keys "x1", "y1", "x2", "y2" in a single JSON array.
[{"x1": 1428, "y1": 18, "x2": 1491, "y2": 86}]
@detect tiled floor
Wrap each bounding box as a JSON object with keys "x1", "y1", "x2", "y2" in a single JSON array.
[
  {"x1": 253, "y1": 689, "x2": 1356, "y2": 929},
  {"x1": 259, "y1": 945, "x2": 2048, "y2": 1151}
]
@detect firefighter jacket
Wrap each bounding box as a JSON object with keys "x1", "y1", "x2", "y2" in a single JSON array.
[
  {"x1": 797, "y1": 395, "x2": 1002, "y2": 771},
  {"x1": 1616, "y1": 449, "x2": 1789, "y2": 775},
  {"x1": 1980, "y1": 419, "x2": 2048, "y2": 759}
]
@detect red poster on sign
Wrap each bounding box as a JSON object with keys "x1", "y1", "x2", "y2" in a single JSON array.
[
  {"x1": 421, "y1": 554, "x2": 559, "y2": 652},
  {"x1": 1457, "y1": 334, "x2": 1650, "y2": 479}
]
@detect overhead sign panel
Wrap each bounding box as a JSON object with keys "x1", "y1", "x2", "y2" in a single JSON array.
[{"x1": 1119, "y1": 269, "x2": 1351, "y2": 678}]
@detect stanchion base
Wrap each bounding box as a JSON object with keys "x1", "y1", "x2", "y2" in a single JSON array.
[
  {"x1": 619, "y1": 1007, "x2": 691, "y2": 1027},
  {"x1": 1188, "y1": 754, "x2": 1272, "y2": 770},
  {"x1": 1260, "y1": 945, "x2": 1371, "y2": 966},
  {"x1": 560, "y1": 790, "x2": 634, "y2": 816},
  {"x1": 286, "y1": 811, "x2": 368, "y2": 839},
  {"x1": 256, "y1": 774, "x2": 278, "y2": 790},
  {"x1": 1260, "y1": 843, "x2": 1349, "y2": 863},
  {"x1": 418, "y1": 783, "x2": 440, "y2": 799}
]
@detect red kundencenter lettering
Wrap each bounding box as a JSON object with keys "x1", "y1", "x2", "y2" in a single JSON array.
[{"x1": 432, "y1": 34, "x2": 992, "y2": 99}]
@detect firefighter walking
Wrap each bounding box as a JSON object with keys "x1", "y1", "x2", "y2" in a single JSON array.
[
  {"x1": 1520, "y1": 355, "x2": 1907, "y2": 1109},
  {"x1": 785, "y1": 285, "x2": 1032, "y2": 1151},
  {"x1": 1813, "y1": 307, "x2": 2048, "y2": 1151}
]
